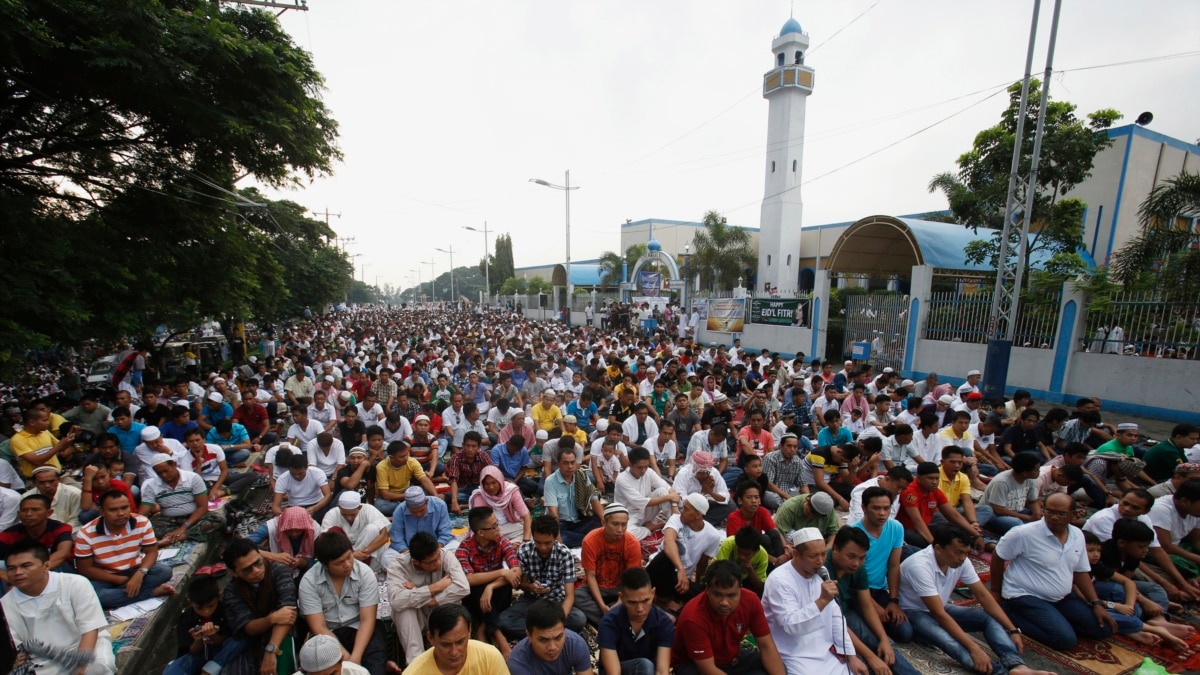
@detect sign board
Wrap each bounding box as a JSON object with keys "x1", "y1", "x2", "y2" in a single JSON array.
[
  {"x1": 851, "y1": 341, "x2": 872, "y2": 360},
  {"x1": 638, "y1": 272, "x2": 664, "y2": 297},
  {"x1": 749, "y1": 298, "x2": 811, "y2": 328},
  {"x1": 705, "y1": 299, "x2": 746, "y2": 333}
]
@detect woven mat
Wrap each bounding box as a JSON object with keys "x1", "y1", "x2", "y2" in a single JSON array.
[{"x1": 942, "y1": 597, "x2": 1200, "y2": 675}]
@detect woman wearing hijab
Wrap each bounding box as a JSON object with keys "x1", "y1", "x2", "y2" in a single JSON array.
[{"x1": 469, "y1": 465, "x2": 531, "y2": 543}]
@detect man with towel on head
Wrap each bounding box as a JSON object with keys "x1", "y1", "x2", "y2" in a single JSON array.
[
  {"x1": 672, "y1": 450, "x2": 734, "y2": 526},
  {"x1": 319, "y1": 491, "x2": 390, "y2": 573},
  {"x1": 763, "y1": 527, "x2": 866, "y2": 674}
]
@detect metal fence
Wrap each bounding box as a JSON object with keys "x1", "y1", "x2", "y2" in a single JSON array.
[
  {"x1": 842, "y1": 293, "x2": 909, "y2": 372},
  {"x1": 1081, "y1": 292, "x2": 1200, "y2": 358},
  {"x1": 923, "y1": 291, "x2": 1061, "y2": 347}
]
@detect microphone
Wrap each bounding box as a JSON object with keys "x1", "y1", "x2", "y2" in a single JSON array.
[{"x1": 817, "y1": 565, "x2": 830, "y2": 582}]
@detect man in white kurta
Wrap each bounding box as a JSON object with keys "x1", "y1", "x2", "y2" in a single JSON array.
[
  {"x1": 762, "y1": 527, "x2": 866, "y2": 674},
  {"x1": 2, "y1": 547, "x2": 116, "y2": 675},
  {"x1": 320, "y1": 491, "x2": 391, "y2": 573},
  {"x1": 386, "y1": 531, "x2": 470, "y2": 666},
  {"x1": 613, "y1": 447, "x2": 680, "y2": 540}
]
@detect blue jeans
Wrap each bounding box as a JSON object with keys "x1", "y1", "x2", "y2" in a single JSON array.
[
  {"x1": 844, "y1": 609, "x2": 920, "y2": 675},
  {"x1": 91, "y1": 564, "x2": 173, "y2": 609},
  {"x1": 1136, "y1": 579, "x2": 1170, "y2": 613},
  {"x1": 224, "y1": 449, "x2": 251, "y2": 466},
  {"x1": 374, "y1": 497, "x2": 401, "y2": 517},
  {"x1": 975, "y1": 505, "x2": 1028, "y2": 536},
  {"x1": 618, "y1": 658, "x2": 655, "y2": 675},
  {"x1": 1002, "y1": 593, "x2": 1113, "y2": 649},
  {"x1": 560, "y1": 516, "x2": 600, "y2": 548},
  {"x1": 908, "y1": 605, "x2": 1025, "y2": 674},
  {"x1": 722, "y1": 466, "x2": 744, "y2": 487},
  {"x1": 162, "y1": 637, "x2": 249, "y2": 675},
  {"x1": 1094, "y1": 580, "x2": 1146, "y2": 634}
]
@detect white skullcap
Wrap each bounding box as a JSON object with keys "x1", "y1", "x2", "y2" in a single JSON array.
[
  {"x1": 149, "y1": 453, "x2": 174, "y2": 467},
  {"x1": 337, "y1": 491, "x2": 362, "y2": 509},
  {"x1": 789, "y1": 527, "x2": 824, "y2": 546}
]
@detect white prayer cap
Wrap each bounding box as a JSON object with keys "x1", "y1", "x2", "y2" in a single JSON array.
[
  {"x1": 337, "y1": 491, "x2": 362, "y2": 509},
  {"x1": 789, "y1": 527, "x2": 824, "y2": 547}
]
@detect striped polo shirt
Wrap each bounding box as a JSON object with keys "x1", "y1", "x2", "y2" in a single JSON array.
[
  {"x1": 74, "y1": 514, "x2": 157, "y2": 572},
  {"x1": 141, "y1": 470, "x2": 208, "y2": 517}
]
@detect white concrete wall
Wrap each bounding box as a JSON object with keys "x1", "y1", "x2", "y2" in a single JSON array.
[
  {"x1": 1066, "y1": 352, "x2": 1195, "y2": 414},
  {"x1": 696, "y1": 323, "x2": 814, "y2": 359}
]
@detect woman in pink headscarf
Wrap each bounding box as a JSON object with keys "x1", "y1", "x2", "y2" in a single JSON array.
[
  {"x1": 469, "y1": 465, "x2": 531, "y2": 543},
  {"x1": 924, "y1": 383, "x2": 952, "y2": 407}
]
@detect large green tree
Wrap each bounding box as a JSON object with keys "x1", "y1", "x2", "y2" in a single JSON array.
[
  {"x1": 480, "y1": 233, "x2": 515, "y2": 295},
  {"x1": 0, "y1": 0, "x2": 342, "y2": 366},
  {"x1": 683, "y1": 211, "x2": 756, "y2": 292},
  {"x1": 1110, "y1": 172, "x2": 1200, "y2": 299},
  {"x1": 928, "y1": 81, "x2": 1121, "y2": 279},
  {"x1": 597, "y1": 244, "x2": 648, "y2": 288}
]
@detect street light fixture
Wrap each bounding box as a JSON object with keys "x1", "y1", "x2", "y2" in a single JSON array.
[
  {"x1": 435, "y1": 246, "x2": 455, "y2": 301},
  {"x1": 530, "y1": 171, "x2": 580, "y2": 325},
  {"x1": 464, "y1": 223, "x2": 491, "y2": 306}
]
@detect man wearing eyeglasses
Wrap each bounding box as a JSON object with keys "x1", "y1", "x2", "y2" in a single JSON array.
[{"x1": 989, "y1": 492, "x2": 1118, "y2": 649}]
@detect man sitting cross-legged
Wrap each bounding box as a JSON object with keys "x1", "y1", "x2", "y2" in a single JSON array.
[{"x1": 901, "y1": 523, "x2": 1053, "y2": 675}]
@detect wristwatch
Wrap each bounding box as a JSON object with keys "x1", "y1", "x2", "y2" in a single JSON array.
[
  {"x1": 1105, "y1": 600, "x2": 1115, "y2": 609},
  {"x1": 138, "y1": 567, "x2": 150, "y2": 575},
  {"x1": 265, "y1": 643, "x2": 277, "y2": 654},
  {"x1": 1007, "y1": 628, "x2": 1022, "y2": 635},
  {"x1": 889, "y1": 598, "x2": 899, "y2": 604}
]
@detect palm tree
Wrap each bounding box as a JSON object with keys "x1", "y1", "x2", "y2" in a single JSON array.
[
  {"x1": 1110, "y1": 172, "x2": 1200, "y2": 299},
  {"x1": 597, "y1": 243, "x2": 647, "y2": 287},
  {"x1": 683, "y1": 210, "x2": 756, "y2": 292}
]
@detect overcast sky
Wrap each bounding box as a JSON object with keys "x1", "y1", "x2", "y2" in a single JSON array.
[{"x1": 257, "y1": 0, "x2": 1200, "y2": 292}]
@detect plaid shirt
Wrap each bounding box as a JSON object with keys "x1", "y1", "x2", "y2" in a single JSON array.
[
  {"x1": 782, "y1": 398, "x2": 815, "y2": 429},
  {"x1": 393, "y1": 399, "x2": 422, "y2": 421},
  {"x1": 371, "y1": 378, "x2": 398, "y2": 404},
  {"x1": 517, "y1": 539, "x2": 577, "y2": 603},
  {"x1": 763, "y1": 449, "x2": 805, "y2": 492},
  {"x1": 446, "y1": 450, "x2": 492, "y2": 486},
  {"x1": 456, "y1": 534, "x2": 519, "y2": 575}
]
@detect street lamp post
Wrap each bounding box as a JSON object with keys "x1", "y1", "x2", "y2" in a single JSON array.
[
  {"x1": 422, "y1": 260, "x2": 435, "y2": 303},
  {"x1": 530, "y1": 171, "x2": 580, "y2": 326},
  {"x1": 464, "y1": 222, "x2": 491, "y2": 307},
  {"x1": 435, "y1": 246, "x2": 455, "y2": 302},
  {"x1": 410, "y1": 268, "x2": 421, "y2": 302}
]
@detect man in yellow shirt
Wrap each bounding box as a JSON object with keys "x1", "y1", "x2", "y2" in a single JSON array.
[
  {"x1": 530, "y1": 391, "x2": 563, "y2": 435},
  {"x1": 375, "y1": 441, "x2": 437, "y2": 517},
  {"x1": 561, "y1": 415, "x2": 588, "y2": 446},
  {"x1": 10, "y1": 409, "x2": 75, "y2": 478},
  {"x1": 932, "y1": 446, "x2": 984, "y2": 542}
]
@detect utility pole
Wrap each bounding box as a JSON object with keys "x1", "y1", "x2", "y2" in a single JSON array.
[{"x1": 984, "y1": 0, "x2": 1062, "y2": 398}]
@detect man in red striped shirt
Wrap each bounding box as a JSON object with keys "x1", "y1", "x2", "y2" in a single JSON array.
[{"x1": 73, "y1": 489, "x2": 175, "y2": 608}]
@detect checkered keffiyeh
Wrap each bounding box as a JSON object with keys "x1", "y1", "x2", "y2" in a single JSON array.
[{"x1": 516, "y1": 539, "x2": 577, "y2": 603}]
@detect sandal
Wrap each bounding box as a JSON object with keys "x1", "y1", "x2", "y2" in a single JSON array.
[
  {"x1": 196, "y1": 565, "x2": 214, "y2": 576},
  {"x1": 209, "y1": 562, "x2": 228, "y2": 578}
]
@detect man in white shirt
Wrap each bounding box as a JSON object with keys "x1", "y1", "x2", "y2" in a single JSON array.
[
  {"x1": 991, "y1": 493, "x2": 1117, "y2": 649},
  {"x1": 644, "y1": 422, "x2": 678, "y2": 479},
  {"x1": 901, "y1": 524, "x2": 1050, "y2": 675},
  {"x1": 354, "y1": 391, "x2": 386, "y2": 425},
  {"x1": 621, "y1": 403, "x2": 659, "y2": 448},
  {"x1": 134, "y1": 425, "x2": 193, "y2": 485},
  {"x1": 2, "y1": 540, "x2": 116, "y2": 675},
  {"x1": 672, "y1": 450, "x2": 733, "y2": 526},
  {"x1": 848, "y1": 466, "x2": 911, "y2": 523},
  {"x1": 287, "y1": 405, "x2": 325, "y2": 448},
  {"x1": 643, "y1": 495, "x2": 722, "y2": 606},
  {"x1": 762, "y1": 527, "x2": 862, "y2": 673},
  {"x1": 320, "y1": 491, "x2": 391, "y2": 573},
  {"x1": 305, "y1": 432, "x2": 346, "y2": 480},
  {"x1": 271, "y1": 453, "x2": 333, "y2": 519},
  {"x1": 613, "y1": 447, "x2": 680, "y2": 543},
  {"x1": 1149, "y1": 479, "x2": 1200, "y2": 595}
]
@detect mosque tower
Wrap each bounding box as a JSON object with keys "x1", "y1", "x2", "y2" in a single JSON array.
[{"x1": 756, "y1": 17, "x2": 813, "y2": 295}]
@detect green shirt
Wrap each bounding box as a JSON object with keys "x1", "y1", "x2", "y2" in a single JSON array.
[
  {"x1": 713, "y1": 536, "x2": 768, "y2": 583},
  {"x1": 1144, "y1": 440, "x2": 1185, "y2": 483},
  {"x1": 774, "y1": 494, "x2": 839, "y2": 540},
  {"x1": 1095, "y1": 438, "x2": 1134, "y2": 457},
  {"x1": 823, "y1": 548, "x2": 868, "y2": 611}
]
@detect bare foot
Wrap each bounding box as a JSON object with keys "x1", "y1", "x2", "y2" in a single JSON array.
[
  {"x1": 1169, "y1": 602, "x2": 1184, "y2": 614},
  {"x1": 1009, "y1": 667, "x2": 1056, "y2": 675},
  {"x1": 1128, "y1": 631, "x2": 1162, "y2": 647},
  {"x1": 152, "y1": 584, "x2": 177, "y2": 598},
  {"x1": 1148, "y1": 618, "x2": 1197, "y2": 640}
]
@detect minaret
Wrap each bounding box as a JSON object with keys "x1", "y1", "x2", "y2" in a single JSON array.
[{"x1": 757, "y1": 17, "x2": 813, "y2": 295}]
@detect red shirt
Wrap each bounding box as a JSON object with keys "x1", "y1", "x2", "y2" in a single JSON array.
[
  {"x1": 672, "y1": 588, "x2": 770, "y2": 667},
  {"x1": 232, "y1": 403, "x2": 269, "y2": 436},
  {"x1": 897, "y1": 481, "x2": 947, "y2": 529},
  {"x1": 725, "y1": 506, "x2": 776, "y2": 536}
]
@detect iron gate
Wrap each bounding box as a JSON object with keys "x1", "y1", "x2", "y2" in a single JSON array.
[{"x1": 841, "y1": 294, "x2": 909, "y2": 372}]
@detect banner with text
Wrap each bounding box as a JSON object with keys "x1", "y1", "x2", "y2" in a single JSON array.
[
  {"x1": 749, "y1": 297, "x2": 811, "y2": 328},
  {"x1": 706, "y1": 298, "x2": 746, "y2": 333},
  {"x1": 638, "y1": 272, "x2": 664, "y2": 297}
]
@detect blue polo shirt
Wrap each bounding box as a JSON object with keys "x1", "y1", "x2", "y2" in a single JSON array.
[
  {"x1": 508, "y1": 629, "x2": 591, "y2": 675},
  {"x1": 490, "y1": 446, "x2": 531, "y2": 481},
  {"x1": 107, "y1": 422, "x2": 147, "y2": 453},
  {"x1": 206, "y1": 423, "x2": 250, "y2": 448},
  {"x1": 204, "y1": 402, "x2": 234, "y2": 425},
  {"x1": 852, "y1": 517, "x2": 904, "y2": 590},
  {"x1": 597, "y1": 602, "x2": 675, "y2": 675}
]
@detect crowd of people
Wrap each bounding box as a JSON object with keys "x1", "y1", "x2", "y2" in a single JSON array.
[{"x1": 1, "y1": 304, "x2": 1199, "y2": 675}]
